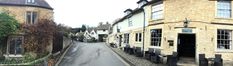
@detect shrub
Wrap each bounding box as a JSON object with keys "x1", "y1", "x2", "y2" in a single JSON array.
[
  {"x1": 77, "y1": 32, "x2": 84, "y2": 42},
  {"x1": 0, "y1": 12, "x2": 19, "y2": 58},
  {"x1": 0, "y1": 12, "x2": 19, "y2": 39},
  {"x1": 22, "y1": 19, "x2": 56, "y2": 55}
]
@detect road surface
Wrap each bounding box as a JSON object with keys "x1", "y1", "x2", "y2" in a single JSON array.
[{"x1": 58, "y1": 42, "x2": 129, "y2": 66}]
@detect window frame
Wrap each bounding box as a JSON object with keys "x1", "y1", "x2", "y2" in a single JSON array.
[
  {"x1": 150, "y1": 29, "x2": 162, "y2": 47},
  {"x1": 217, "y1": 29, "x2": 232, "y2": 51},
  {"x1": 135, "y1": 33, "x2": 142, "y2": 42},
  {"x1": 151, "y1": 1, "x2": 164, "y2": 20},
  {"x1": 124, "y1": 33, "x2": 129, "y2": 43},
  {"x1": 6, "y1": 36, "x2": 24, "y2": 56},
  {"x1": 27, "y1": 0, "x2": 35, "y2": 4},
  {"x1": 128, "y1": 17, "x2": 133, "y2": 27},
  {"x1": 216, "y1": 0, "x2": 232, "y2": 18},
  {"x1": 26, "y1": 11, "x2": 38, "y2": 24}
]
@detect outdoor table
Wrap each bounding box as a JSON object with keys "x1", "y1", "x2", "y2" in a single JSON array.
[{"x1": 207, "y1": 58, "x2": 215, "y2": 66}]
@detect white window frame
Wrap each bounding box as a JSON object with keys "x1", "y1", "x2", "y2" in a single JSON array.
[
  {"x1": 26, "y1": 11, "x2": 38, "y2": 24},
  {"x1": 151, "y1": 1, "x2": 164, "y2": 20},
  {"x1": 135, "y1": 33, "x2": 142, "y2": 42},
  {"x1": 27, "y1": 0, "x2": 35, "y2": 3},
  {"x1": 150, "y1": 29, "x2": 162, "y2": 47},
  {"x1": 217, "y1": 29, "x2": 232, "y2": 50},
  {"x1": 216, "y1": 0, "x2": 232, "y2": 18},
  {"x1": 128, "y1": 18, "x2": 133, "y2": 27}
]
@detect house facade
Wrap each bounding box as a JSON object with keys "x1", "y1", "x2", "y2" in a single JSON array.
[
  {"x1": 96, "y1": 22, "x2": 111, "y2": 42},
  {"x1": 0, "y1": 0, "x2": 53, "y2": 57},
  {"x1": 108, "y1": 0, "x2": 233, "y2": 63},
  {"x1": 84, "y1": 28, "x2": 98, "y2": 41},
  {"x1": 108, "y1": 3, "x2": 147, "y2": 48}
]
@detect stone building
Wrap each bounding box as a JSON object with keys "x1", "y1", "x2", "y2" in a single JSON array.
[
  {"x1": 144, "y1": 0, "x2": 233, "y2": 63},
  {"x1": 0, "y1": 0, "x2": 53, "y2": 57},
  {"x1": 108, "y1": 0, "x2": 233, "y2": 64},
  {"x1": 0, "y1": 0, "x2": 53, "y2": 24}
]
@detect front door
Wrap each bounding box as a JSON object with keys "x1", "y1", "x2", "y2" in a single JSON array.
[
  {"x1": 177, "y1": 34, "x2": 196, "y2": 57},
  {"x1": 119, "y1": 35, "x2": 122, "y2": 47}
]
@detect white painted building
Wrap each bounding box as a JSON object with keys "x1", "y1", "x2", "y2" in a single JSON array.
[
  {"x1": 109, "y1": 0, "x2": 149, "y2": 48},
  {"x1": 84, "y1": 28, "x2": 98, "y2": 41},
  {"x1": 96, "y1": 22, "x2": 111, "y2": 42}
]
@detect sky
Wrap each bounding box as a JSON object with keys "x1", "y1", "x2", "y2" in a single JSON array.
[{"x1": 45, "y1": 0, "x2": 140, "y2": 28}]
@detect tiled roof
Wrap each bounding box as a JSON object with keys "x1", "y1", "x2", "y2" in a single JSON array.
[
  {"x1": 97, "y1": 24, "x2": 111, "y2": 30},
  {"x1": 0, "y1": 0, "x2": 53, "y2": 10}
]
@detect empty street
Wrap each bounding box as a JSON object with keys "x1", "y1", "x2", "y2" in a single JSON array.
[{"x1": 58, "y1": 42, "x2": 129, "y2": 66}]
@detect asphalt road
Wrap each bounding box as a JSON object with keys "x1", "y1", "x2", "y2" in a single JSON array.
[{"x1": 58, "y1": 42, "x2": 129, "y2": 66}]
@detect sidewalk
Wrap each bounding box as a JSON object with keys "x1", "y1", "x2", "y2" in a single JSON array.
[{"x1": 108, "y1": 45, "x2": 165, "y2": 66}]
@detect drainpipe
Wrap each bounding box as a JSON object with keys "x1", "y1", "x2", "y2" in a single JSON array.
[{"x1": 142, "y1": 8, "x2": 146, "y2": 55}]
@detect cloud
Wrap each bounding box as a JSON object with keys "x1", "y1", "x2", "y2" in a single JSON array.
[{"x1": 46, "y1": 0, "x2": 138, "y2": 28}]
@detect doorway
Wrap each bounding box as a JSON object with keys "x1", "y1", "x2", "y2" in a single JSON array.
[
  {"x1": 98, "y1": 34, "x2": 105, "y2": 42},
  {"x1": 177, "y1": 34, "x2": 196, "y2": 57},
  {"x1": 119, "y1": 35, "x2": 122, "y2": 47}
]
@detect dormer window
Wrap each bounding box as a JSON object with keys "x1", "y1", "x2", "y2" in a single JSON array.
[
  {"x1": 27, "y1": 0, "x2": 35, "y2": 4},
  {"x1": 124, "y1": 9, "x2": 133, "y2": 15},
  {"x1": 137, "y1": 0, "x2": 148, "y2": 8}
]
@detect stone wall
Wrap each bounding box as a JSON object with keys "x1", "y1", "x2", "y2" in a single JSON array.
[
  {"x1": 0, "y1": 6, "x2": 53, "y2": 24},
  {"x1": 145, "y1": 0, "x2": 233, "y2": 62}
]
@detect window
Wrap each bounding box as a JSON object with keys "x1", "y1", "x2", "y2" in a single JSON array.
[
  {"x1": 151, "y1": 29, "x2": 162, "y2": 46},
  {"x1": 135, "y1": 33, "x2": 142, "y2": 42},
  {"x1": 124, "y1": 34, "x2": 129, "y2": 43},
  {"x1": 128, "y1": 18, "x2": 133, "y2": 27},
  {"x1": 8, "y1": 36, "x2": 23, "y2": 55},
  {"x1": 217, "y1": 0, "x2": 231, "y2": 18},
  {"x1": 27, "y1": 0, "x2": 35, "y2": 3},
  {"x1": 152, "y1": 2, "x2": 163, "y2": 20},
  {"x1": 26, "y1": 11, "x2": 37, "y2": 24},
  {"x1": 217, "y1": 29, "x2": 232, "y2": 50}
]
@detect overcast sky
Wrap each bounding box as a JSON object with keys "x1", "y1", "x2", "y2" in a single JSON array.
[{"x1": 45, "y1": 0, "x2": 140, "y2": 28}]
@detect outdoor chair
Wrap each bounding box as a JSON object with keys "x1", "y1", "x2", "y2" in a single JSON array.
[
  {"x1": 167, "y1": 52, "x2": 178, "y2": 66},
  {"x1": 150, "y1": 49, "x2": 161, "y2": 63},
  {"x1": 214, "y1": 54, "x2": 223, "y2": 66},
  {"x1": 124, "y1": 45, "x2": 130, "y2": 53},
  {"x1": 199, "y1": 54, "x2": 208, "y2": 66},
  {"x1": 128, "y1": 48, "x2": 134, "y2": 55},
  {"x1": 145, "y1": 48, "x2": 155, "y2": 60},
  {"x1": 135, "y1": 47, "x2": 143, "y2": 57}
]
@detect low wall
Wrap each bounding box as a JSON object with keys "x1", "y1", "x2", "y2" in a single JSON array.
[{"x1": 63, "y1": 36, "x2": 72, "y2": 49}]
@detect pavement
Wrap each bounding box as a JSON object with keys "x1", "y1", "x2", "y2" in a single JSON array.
[
  {"x1": 108, "y1": 45, "x2": 166, "y2": 66},
  {"x1": 58, "y1": 42, "x2": 130, "y2": 66}
]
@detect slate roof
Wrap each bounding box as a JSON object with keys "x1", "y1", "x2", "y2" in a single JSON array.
[
  {"x1": 112, "y1": 8, "x2": 143, "y2": 26},
  {"x1": 112, "y1": 0, "x2": 162, "y2": 26},
  {"x1": 86, "y1": 27, "x2": 97, "y2": 33},
  {"x1": 97, "y1": 24, "x2": 111, "y2": 30},
  {"x1": 0, "y1": 0, "x2": 53, "y2": 10}
]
